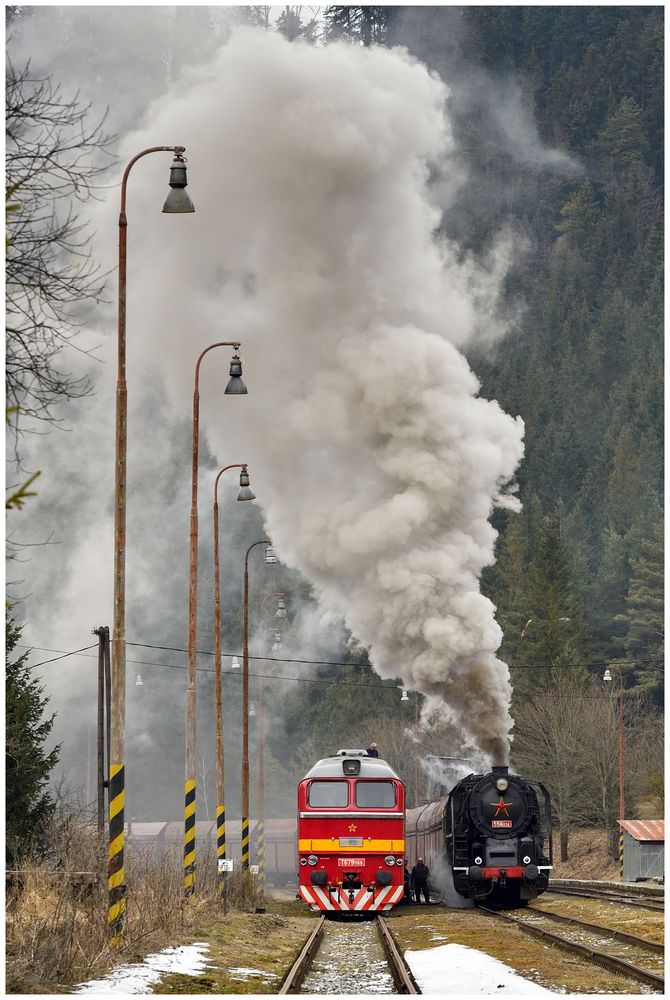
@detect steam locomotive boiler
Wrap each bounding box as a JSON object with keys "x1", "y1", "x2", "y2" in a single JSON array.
[
  {"x1": 406, "y1": 765, "x2": 552, "y2": 908},
  {"x1": 297, "y1": 750, "x2": 405, "y2": 912}
]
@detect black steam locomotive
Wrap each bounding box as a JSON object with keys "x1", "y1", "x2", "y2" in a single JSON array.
[{"x1": 405, "y1": 764, "x2": 552, "y2": 908}]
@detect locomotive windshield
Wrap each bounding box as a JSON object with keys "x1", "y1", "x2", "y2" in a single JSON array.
[
  {"x1": 355, "y1": 781, "x2": 396, "y2": 808},
  {"x1": 308, "y1": 780, "x2": 348, "y2": 807}
]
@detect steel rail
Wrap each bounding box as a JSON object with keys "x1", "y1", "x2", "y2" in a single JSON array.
[
  {"x1": 376, "y1": 916, "x2": 421, "y2": 994},
  {"x1": 478, "y1": 906, "x2": 664, "y2": 991},
  {"x1": 278, "y1": 915, "x2": 325, "y2": 994},
  {"x1": 529, "y1": 904, "x2": 664, "y2": 952},
  {"x1": 548, "y1": 886, "x2": 664, "y2": 912}
]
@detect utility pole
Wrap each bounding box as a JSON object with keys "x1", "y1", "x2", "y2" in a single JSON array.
[{"x1": 93, "y1": 627, "x2": 110, "y2": 836}]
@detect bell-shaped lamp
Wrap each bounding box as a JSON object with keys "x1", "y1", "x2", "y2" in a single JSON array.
[
  {"x1": 400, "y1": 690, "x2": 409, "y2": 702},
  {"x1": 162, "y1": 153, "x2": 195, "y2": 213},
  {"x1": 275, "y1": 599, "x2": 287, "y2": 619},
  {"x1": 225, "y1": 351, "x2": 247, "y2": 394},
  {"x1": 249, "y1": 702, "x2": 256, "y2": 718},
  {"x1": 265, "y1": 545, "x2": 277, "y2": 564},
  {"x1": 136, "y1": 673, "x2": 144, "y2": 687},
  {"x1": 231, "y1": 656, "x2": 241, "y2": 671},
  {"x1": 603, "y1": 668, "x2": 613, "y2": 683},
  {"x1": 237, "y1": 466, "x2": 255, "y2": 501}
]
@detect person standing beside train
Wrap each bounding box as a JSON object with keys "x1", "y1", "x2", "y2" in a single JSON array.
[{"x1": 411, "y1": 857, "x2": 431, "y2": 904}]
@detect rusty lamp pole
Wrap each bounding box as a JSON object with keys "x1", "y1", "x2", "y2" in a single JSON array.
[
  {"x1": 110, "y1": 146, "x2": 194, "y2": 947},
  {"x1": 603, "y1": 668, "x2": 625, "y2": 821},
  {"x1": 401, "y1": 689, "x2": 421, "y2": 807},
  {"x1": 256, "y1": 594, "x2": 287, "y2": 893},
  {"x1": 603, "y1": 667, "x2": 626, "y2": 879},
  {"x1": 213, "y1": 464, "x2": 255, "y2": 886},
  {"x1": 184, "y1": 343, "x2": 248, "y2": 899},
  {"x1": 241, "y1": 541, "x2": 276, "y2": 870}
]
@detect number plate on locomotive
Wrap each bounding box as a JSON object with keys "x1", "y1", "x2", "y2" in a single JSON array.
[
  {"x1": 339, "y1": 837, "x2": 363, "y2": 847},
  {"x1": 491, "y1": 820, "x2": 513, "y2": 828},
  {"x1": 338, "y1": 857, "x2": 365, "y2": 867}
]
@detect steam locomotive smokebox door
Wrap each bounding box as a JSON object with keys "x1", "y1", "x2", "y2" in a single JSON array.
[{"x1": 469, "y1": 774, "x2": 531, "y2": 837}]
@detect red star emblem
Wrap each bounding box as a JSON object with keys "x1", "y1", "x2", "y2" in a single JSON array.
[
  {"x1": 490, "y1": 796, "x2": 512, "y2": 817},
  {"x1": 348, "y1": 823, "x2": 357, "y2": 833}
]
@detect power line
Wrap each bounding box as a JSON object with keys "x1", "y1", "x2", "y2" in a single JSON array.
[
  {"x1": 17, "y1": 641, "x2": 663, "y2": 676},
  {"x1": 21, "y1": 644, "x2": 98, "y2": 668},
  {"x1": 16, "y1": 644, "x2": 399, "y2": 690}
]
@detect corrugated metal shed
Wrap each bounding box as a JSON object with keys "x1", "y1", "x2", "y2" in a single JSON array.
[
  {"x1": 618, "y1": 820, "x2": 664, "y2": 842},
  {"x1": 618, "y1": 821, "x2": 664, "y2": 881}
]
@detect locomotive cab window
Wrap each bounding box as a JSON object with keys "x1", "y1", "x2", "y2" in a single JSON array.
[
  {"x1": 355, "y1": 780, "x2": 396, "y2": 808},
  {"x1": 308, "y1": 780, "x2": 349, "y2": 808}
]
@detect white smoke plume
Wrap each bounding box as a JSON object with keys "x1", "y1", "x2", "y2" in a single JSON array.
[
  {"x1": 105, "y1": 29, "x2": 523, "y2": 761},
  {"x1": 14, "y1": 25, "x2": 526, "y2": 769}
]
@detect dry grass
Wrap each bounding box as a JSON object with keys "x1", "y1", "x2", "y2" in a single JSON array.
[
  {"x1": 551, "y1": 826, "x2": 619, "y2": 880},
  {"x1": 6, "y1": 828, "x2": 263, "y2": 994}
]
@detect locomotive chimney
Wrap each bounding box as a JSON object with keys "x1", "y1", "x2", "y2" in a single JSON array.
[{"x1": 491, "y1": 765, "x2": 509, "y2": 777}]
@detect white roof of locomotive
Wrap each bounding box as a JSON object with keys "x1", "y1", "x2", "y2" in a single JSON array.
[{"x1": 303, "y1": 751, "x2": 401, "y2": 780}]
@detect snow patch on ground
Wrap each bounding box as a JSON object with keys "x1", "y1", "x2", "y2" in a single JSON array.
[
  {"x1": 74, "y1": 942, "x2": 211, "y2": 993},
  {"x1": 229, "y1": 966, "x2": 279, "y2": 981},
  {"x1": 405, "y1": 943, "x2": 559, "y2": 994}
]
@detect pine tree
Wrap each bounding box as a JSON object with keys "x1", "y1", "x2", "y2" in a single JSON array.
[
  {"x1": 614, "y1": 518, "x2": 664, "y2": 704},
  {"x1": 6, "y1": 617, "x2": 60, "y2": 865},
  {"x1": 521, "y1": 513, "x2": 589, "y2": 688}
]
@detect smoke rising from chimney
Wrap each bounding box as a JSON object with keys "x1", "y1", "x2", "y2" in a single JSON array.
[{"x1": 106, "y1": 29, "x2": 523, "y2": 761}]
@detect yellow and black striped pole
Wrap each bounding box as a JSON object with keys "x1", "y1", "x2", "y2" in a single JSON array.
[
  {"x1": 108, "y1": 763, "x2": 126, "y2": 946},
  {"x1": 619, "y1": 830, "x2": 624, "y2": 880},
  {"x1": 241, "y1": 817, "x2": 250, "y2": 870},
  {"x1": 216, "y1": 805, "x2": 226, "y2": 872},
  {"x1": 184, "y1": 778, "x2": 196, "y2": 896}
]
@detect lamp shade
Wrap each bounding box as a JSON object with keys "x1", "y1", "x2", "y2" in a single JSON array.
[
  {"x1": 225, "y1": 352, "x2": 247, "y2": 394},
  {"x1": 231, "y1": 656, "x2": 240, "y2": 671},
  {"x1": 400, "y1": 690, "x2": 409, "y2": 702},
  {"x1": 265, "y1": 545, "x2": 277, "y2": 564},
  {"x1": 162, "y1": 154, "x2": 195, "y2": 213},
  {"x1": 237, "y1": 466, "x2": 255, "y2": 501}
]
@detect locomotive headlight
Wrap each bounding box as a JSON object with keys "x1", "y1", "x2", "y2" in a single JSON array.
[
  {"x1": 396, "y1": 858, "x2": 404, "y2": 866},
  {"x1": 523, "y1": 855, "x2": 531, "y2": 864},
  {"x1": 299, "y1": 858, "x2": 308, "y2": 866},
  {"x1": 474, "y1": 855, "x2": 483, "y2": 865},
  {"x1": 385, "y1": 855, "x2": 395, "y2": 867},
  {"x1": 496, "y1": 778, "x2": 509, "y2": 792},
  {"x1": 307, "y1": 855, "x2": 318, "y2": 866}
]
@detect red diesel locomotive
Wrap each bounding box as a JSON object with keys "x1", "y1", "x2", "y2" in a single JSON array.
[{"x1": 297, "y1": 749, "x2": 405, "y2": 912}]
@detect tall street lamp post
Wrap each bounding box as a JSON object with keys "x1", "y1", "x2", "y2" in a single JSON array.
[
  {"x1": 603, "y1": 667, "x2": 625, "y2": 879},
  {"x1": 241, "y1": 541, "x2": 276, "y2": 870},
  {"x1": 401, "y1": 689, "x2": 421, "y2": 807},
  {"x1": 256, "y1": 593, "x2": 287, "y2": 894},
  {"x1": 110, "y1": 146, "x2": 194, "y2": 947},
  {"x1": 603, "y1": 668, "x2": 625, "y2": 820},
  {"x1": 212, "y1": 464, "x2": 255, "y2": 886},
  {"x1": 184, "y1": 343, "x2": 247, "y2": 898}
]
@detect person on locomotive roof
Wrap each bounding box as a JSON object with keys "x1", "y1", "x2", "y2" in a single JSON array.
[
  {"x1": 411, "y1": 858, "x2": 431, "y2": 904},
  {"x1": 366, "y1": 742, "x2": 379, "y2": 757}
]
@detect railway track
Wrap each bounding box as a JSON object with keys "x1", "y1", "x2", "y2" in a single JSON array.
[
  {"x1": 479, "y1": 905, "x2": 664, "y2": 991},
  {"x1": 279, "y1": 915, "x2": 420, "y2": 994},
  {"x1": 547, "y1": 885, "x2": 664, "y2": 912}
]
